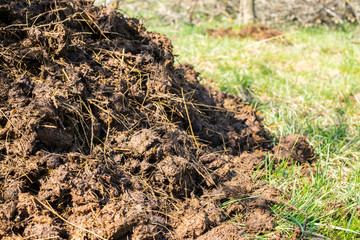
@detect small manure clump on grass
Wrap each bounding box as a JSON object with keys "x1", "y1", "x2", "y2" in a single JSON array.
[{"x1": 0, "y1": 0, "x2": 313, "y2": 239}]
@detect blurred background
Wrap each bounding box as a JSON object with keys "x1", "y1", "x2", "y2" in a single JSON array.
[{"x1": 94, "y1": 0, "x2": 360, "y2": 26}]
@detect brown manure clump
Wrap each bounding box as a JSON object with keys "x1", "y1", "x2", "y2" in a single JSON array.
[{"x1": 0, "y1": 1, "x2": 313, "y2": 239}]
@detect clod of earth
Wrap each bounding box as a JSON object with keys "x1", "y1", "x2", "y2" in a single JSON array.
[{"x1": 0, "y1": 0, "x2": 313, "y2": 239}]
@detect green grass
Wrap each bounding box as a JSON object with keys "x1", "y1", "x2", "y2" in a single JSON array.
[{"x1": 134, "y1": 14, "x2": 360, "y2": 239}]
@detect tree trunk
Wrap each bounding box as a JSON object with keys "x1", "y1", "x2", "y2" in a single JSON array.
[{"x1": 240, "y1": 0, "x2": 255, "y2": 24}]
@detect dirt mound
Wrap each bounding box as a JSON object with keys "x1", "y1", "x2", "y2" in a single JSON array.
[
  {"x1": 0, "y1": 1, "x2": 313, "y2": 239},
  {"x1": 207, "y1": 27, "x2": 234, "y2": 38},
  {"x1": 238, "y1": 25, "x2": 284, "y2": 41},
  {"x1": 207, "y1": 24, "x2": 291, "y2": 44}
]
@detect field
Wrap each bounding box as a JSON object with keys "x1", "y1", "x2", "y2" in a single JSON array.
[
  {"x1": 1, "y1": 1, "x2": 360, "y2": 239},
  {"x1": 139, "y1": 15, "x2": 360, "y2": 239}
]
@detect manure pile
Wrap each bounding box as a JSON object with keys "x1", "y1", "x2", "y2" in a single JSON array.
[{"x1": 0, "y1": 0, "x2": 314, "y2": 239}]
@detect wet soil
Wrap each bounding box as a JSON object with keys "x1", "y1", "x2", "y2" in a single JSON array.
[
  {"x1": 0, "y1": 1, "x2": 312, "y2": 239},
  {"x1": 207, "y1": 24, "x2": 291, "y2": 44}
]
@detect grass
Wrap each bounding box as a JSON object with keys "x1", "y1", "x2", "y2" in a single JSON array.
[{"x1": 123, "y1": 8, "x2": 360, "y2": 239}]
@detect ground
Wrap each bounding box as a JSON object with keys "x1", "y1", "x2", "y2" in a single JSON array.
[{"x1": 1, "y1": 1, "x2": 360, "y2": 239}]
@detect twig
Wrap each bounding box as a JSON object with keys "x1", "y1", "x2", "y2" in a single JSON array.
[
  {"x1": 181, "y1": 88, "x2": 199, "y2": 149},
  {"x1": 35, "y1": 198, "x2": 107, "y2": 240},
  {"x1": 324, "y1": 7, "x2": 344, "y2": 25},
  {"x1": 325, "y1": 221, "x2": 341, "y2": 240},
  {"x1": 354, "y1": 93, "x2": 360, "y2": 104},
  {"x1": 0, "y1": 109, "x2": 30, "y2": 142},
  {"x1": 303, "y1": 231, "x2": 332, "y2": 240},
  {"x1": 84, "y1": 11, "x2": 109, "y2": 40},
  {"x1": 241, "y1": 31, "x2": 298, "y2": 50}
]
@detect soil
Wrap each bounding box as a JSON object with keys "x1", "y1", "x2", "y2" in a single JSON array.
[
  {"x1": 207, "y1": 24, "x2": 291, "y2": 44},
  {"x1": 0, "y1": 1, "x2": 313, "y2": 239}
]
